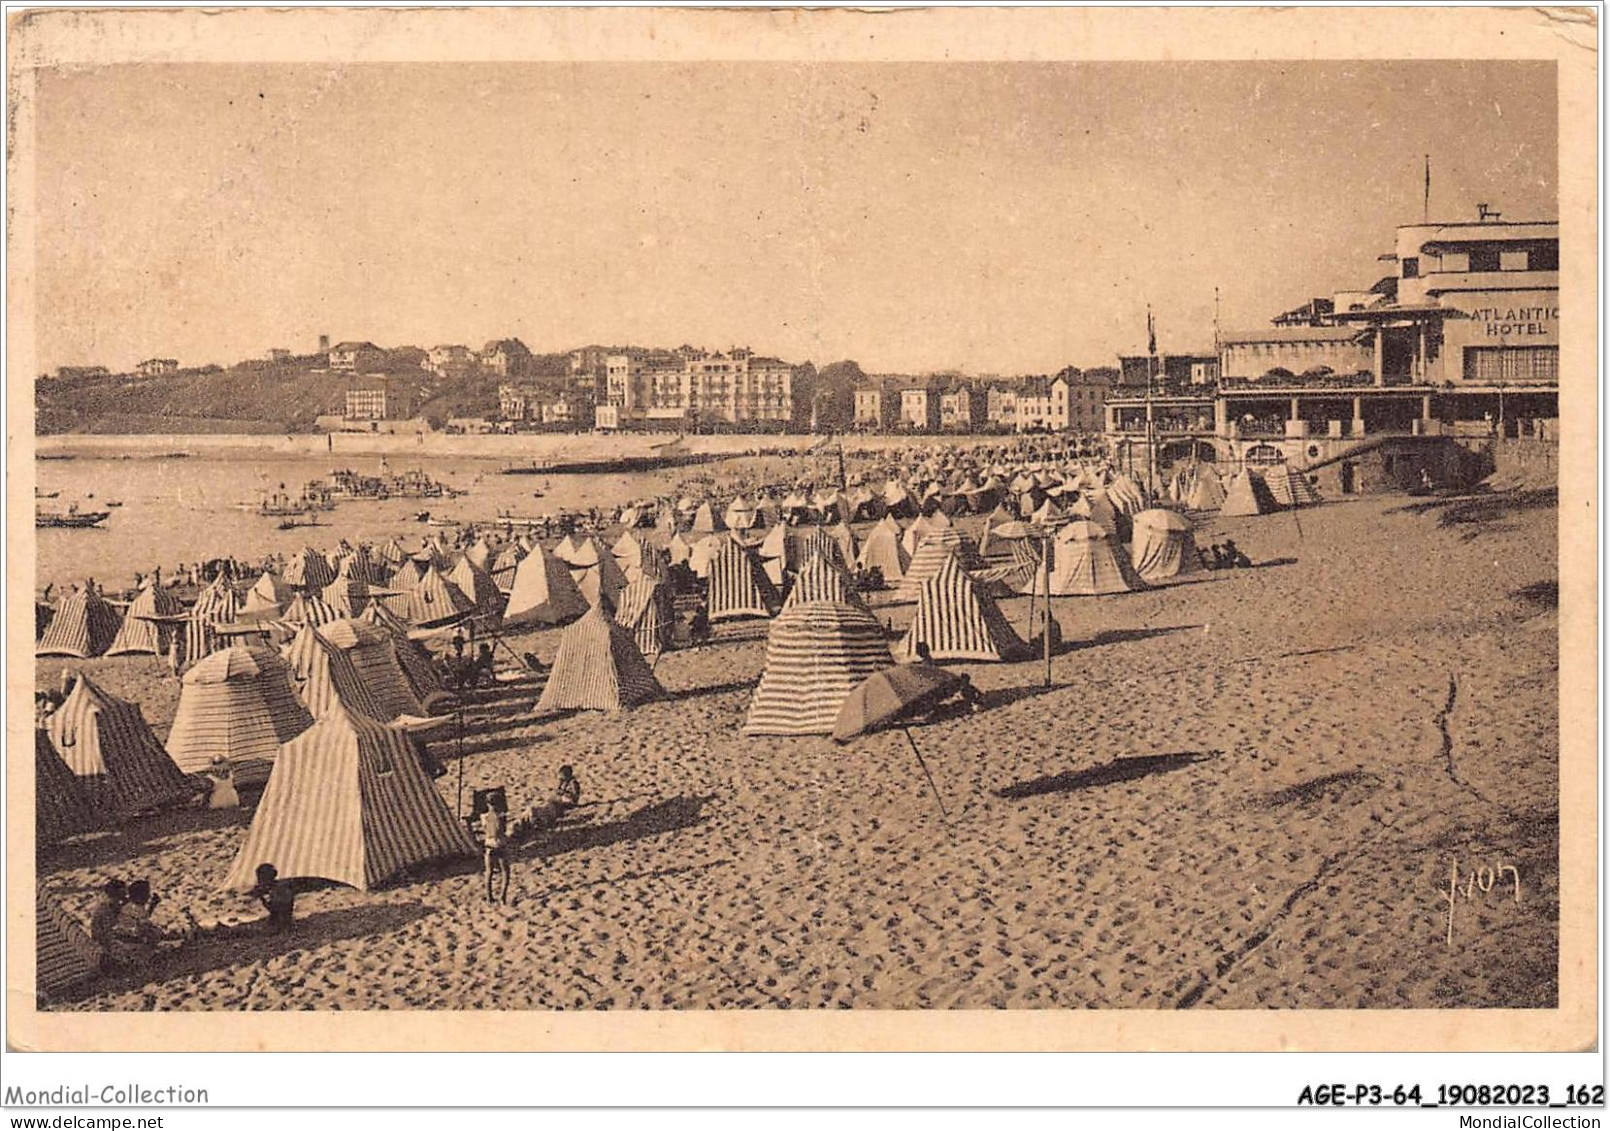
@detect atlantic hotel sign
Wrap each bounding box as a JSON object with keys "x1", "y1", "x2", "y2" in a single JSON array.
[{"x1": 1466, "y1": 304, "x2": 1560, "y2": 339}]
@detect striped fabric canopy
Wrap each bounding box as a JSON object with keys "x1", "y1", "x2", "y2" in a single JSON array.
[
  {"x1": 221, "y1": 706, "x2": 475, "y2": 892},
  {"x1": 358, "y1": 603, "x2": 452, "y2": 707},
  {"x1": 383, "y1": 565, "x2": 475, "y2": 628},
  {"x1": 488, "y1": 541, "x2": 527, "y2": 590},
  {"x1": 191, "y1": 577, "x2": 241, "y2": 624},
  {"x1": 705, "y1": 536, "x2": 780, "y2": 624},
  {"x1": 36, "y1": 729, "x2": 105, "y2": 845},
  {"x1": 282, "y1": 546, "x2": 335, "y2": 591},
  {"x1": 321, "y1": 573, "x2": 372, "y2": 619},
  {"x1": 45, "y1": 675, "x2": 192, "y2": 814},
  {"x1": 281, "y1": 593, "x2": 340, "y2": 629},
  {"x1": 318, "y1": 619, "x2": 432, "y2": 720},
  {"x1": 537, "y1": 606, "x2": 666, "y2": 713},
  {"x1": 447, "y1": 555, "x2": 503, "y2": 619},
  {"x1": 36, "y1": 896, "x2": 104, "y2": 999},
  {"x1": 897, "y1": 553, "x2": 1029, "y2": 663},
  {"x1": 855, "y1": 522, "x2": 910, "y2": 585},
  {"x1": 166, "y1": 645, "x2": 313, "y2": 787},
  {"x1": 37, "y1": 588, "x2": 122, "y2": 659},
  {"x1": 106, "y1": 583, "x2": 182, "y2": 656},
  {"x1": 891, "y1": 527, "x2": 980, "y2": 603},
  {"x1": 613, "y1": 576, "x2": 673, "y2": 660},
  {"x1": 284, "y1": 624, "x2": 392, "y2": 722},
  {"x1": 794, "y1": 526, "x2": 846, "y2": 570},
  {"x1": 743, "y1": 601, "x2": 894, "y2": 736},
  {"x1": 503, "y1": 543, "x2": 589, "y2": 626},
  {"x1": 784, "y1": 552, "x2": 865, "y2": 611},
  {"x1": 1266, "y1": 464, "x2": 1323, "y2": 508}
]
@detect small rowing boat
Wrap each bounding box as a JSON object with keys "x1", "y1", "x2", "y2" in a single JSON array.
[{"x1": 37, "y1": 509, "x2": 109, "y2": 529}]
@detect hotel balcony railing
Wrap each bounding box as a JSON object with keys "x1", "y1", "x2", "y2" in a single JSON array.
[{"x1": 1110, "y1": 420, "x2": 1217, "y2": 435}]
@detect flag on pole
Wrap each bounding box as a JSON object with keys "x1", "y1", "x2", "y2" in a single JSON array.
[{"x1": 1146, "y1": 307, "x2": 1156, "y2": 357}]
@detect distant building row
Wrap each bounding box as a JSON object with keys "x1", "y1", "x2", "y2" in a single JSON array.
[{"x1": 851, "y1": 373, "x2": 1112, "y2": 434}]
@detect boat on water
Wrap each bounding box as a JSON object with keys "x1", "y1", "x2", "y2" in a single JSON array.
[
  {"x1": 277, "y1": 517, "x2": 327, "y2": 531},
  {"x1": 34, "y1": 489, "x2": 59, "y2": 499},
  {"x1": 322, "y1": 467, "x2": 463, "y2": 501},
  {"x1": 38, "y1": 453, "x2": 76, "y2": 462},
  {"x1": 37, "y1": 508, "x2": 109, "y2": 529}
]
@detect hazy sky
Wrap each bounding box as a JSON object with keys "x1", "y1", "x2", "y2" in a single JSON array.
[{"x1": 32, "y1": 60, "x2": 1556, "y2": 375}]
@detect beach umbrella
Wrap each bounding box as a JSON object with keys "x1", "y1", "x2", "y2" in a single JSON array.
[
  {"x1": 166, "y1": 644, "x2": 313, "y2": 787},
  {"x1": 831, "y1": 662, "x2": 965, "y2": 742}
]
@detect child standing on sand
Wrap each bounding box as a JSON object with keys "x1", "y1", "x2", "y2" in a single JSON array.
[{"x1": 479, "y1": 794, "x2": 511, "y2": 905}]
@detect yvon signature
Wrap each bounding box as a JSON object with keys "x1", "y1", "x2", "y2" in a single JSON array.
[{"x1": 1439, "y1": 858, "x2": 1521, "y2": 945}]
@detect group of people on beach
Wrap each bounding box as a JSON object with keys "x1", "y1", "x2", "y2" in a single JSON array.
[
  {"x1": 1199, "y1": 540, "x2": 1253, "y2": 570},
  {"x1": 469, "y1": 765, "x2": 582, "y2": 905}
]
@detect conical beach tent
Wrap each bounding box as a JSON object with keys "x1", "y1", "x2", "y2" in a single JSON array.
[
  {"x1": 166, "y1": 645, "x2": 313, "y2": 786},
  {"x1": 1129, "y1": 509, "x2": 1200, "y2": 583},
  {"x1": 1186, "y1": 465, "x2": 1227, "y2": 511},
  {"x1": 106, "y1": 582, "x2": 181, "y2": 657},
  {"x1": 1267, "y1": 464, "x2": 1324, "y2": 508},
  {"x1": 897, "y1": 554, "x2": 1029, "y2": 662},
  {"x1": 284, "y1": 624, "x2": 392, "y2": 722},
  {"x1": 891, "y1": 527, "x2": 980, "y2": 603},
  {"x1": 503, "y1": 543, "x2": 589, "y2": 626},
  {"x1": 784, "y1": 551, "x2": 864, "y2": 610},
  {"x1": 613, "y1": 575, "x2": 673, "y2": 659},
  {"x1": 536, "y1": 606, "x2": 666, "y2": 712},
  {"x1": 318, "y1": 619, "x2": 435, "y2": 719},
  {"x1": 567, "y1": 537, "x2": 628, "y2": 612},
  {"x1": 222, "y1": 706, "x2": 475, "y2": 893},
  {"x1": 36, "y1": 729, "x2": 105, "y2": 845},
  {"x1": 1220, "y1": 469, "x2": 1278, "y2": 517},
  {"x1": 743, "y1": 601, "x2": 894, "y2": 736},
  {"x1": 705, "y1": 536, "x2": 780, "y2": 623},
  {"x1": 45, "y1": 675, "x2": 191, "y2": 814},
  {"x1": 855, "y1": 521, "x2": 909, "y2": 586},
  {"x1": 282, "y1": 547, "x2": 335, "y2": 591},
  {"x1": 37, "y1": 588, "x2": 121, "y2": 659},
  {"x1": 384, "y1": 565, "x2": 474, "y2": 627}
]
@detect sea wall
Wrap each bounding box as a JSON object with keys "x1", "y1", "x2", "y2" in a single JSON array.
[{"x1": 35, "y1": 430, "x2": 1002, "y2": 462}]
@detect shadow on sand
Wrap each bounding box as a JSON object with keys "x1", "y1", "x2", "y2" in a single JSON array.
[
  {"x1": 1063, "y1": 625, "x2": 1202, "y2": 654},
  {"x1": 523, "y1": 794, "x2": 714, "y2": 862},
  {"x1": 43, "y1": 901, "x2": 435, "y2": 1006},
  {"x1": 995, "y1": 750, "x2": 1220, "y2": 801}
]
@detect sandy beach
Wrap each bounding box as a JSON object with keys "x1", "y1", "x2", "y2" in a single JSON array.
[{"x1": 34, "y1": 471, "x2": 1558, "y2": 1013}]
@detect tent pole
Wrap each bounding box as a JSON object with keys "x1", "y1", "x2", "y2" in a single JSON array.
[
  {"x1": 455, "y1": 704, "x2": 465, "y2": 820},
  {"x1": 1042, "y1": 535, "x2": 1054, "y2": 688},
  {"x1": 902, "y1": 727, "x2": 949, "y2": 821}
]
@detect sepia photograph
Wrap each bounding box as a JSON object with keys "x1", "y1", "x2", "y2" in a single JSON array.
[{"x1": 5, "y1": 5, "x2": 1597, "y2": 1064}]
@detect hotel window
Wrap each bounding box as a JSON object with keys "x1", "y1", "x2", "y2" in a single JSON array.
[
  {"x1": 1467, "y1": 247, "x2": 1501, "y2": 272},
  {"x1": 1401, "y1": 257, "x2": 1419, "y2": 279},
  {"x1": 1529, "y1": 243, "x2": 1559, "y2": 270}
]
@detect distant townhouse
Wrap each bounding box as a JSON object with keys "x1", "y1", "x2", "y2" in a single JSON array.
[
  {"x1": 329, "y1": 341, "x2": 383, "y2": 374},
  {"x1": 345, "y1": 381, "x2": 411, "y2": 421},
  {"x1": 939, "y1": 383, "x2": 987, "y2": 431},
  {"x1": 1063, "y1": 371, "x2": 1114, "y2": 433},
  {"x1": 136, "y1": 358, "x2": 179, "y2": 377},
  {"x1": 853, "y1": 381, "x2": 899, "y2": 431},
  {"x1": 480, "y1": 338, "x2": 533, "y2": 379},
  {"x1": 1015, "y1": 377, "x2": 1052, "y2": 432},
  {"x1": 498, "y1": 384, "x2": 534, "y2": 422},
  {"x1": 426, "y1": 344, "x2": 476, "y2": 379},
  {"x1": 898, "y1": 384, "x2": 942, "y2": 431},
  {"x1": 986, "y1": 384, "x2": 1019, "y2": 431}
]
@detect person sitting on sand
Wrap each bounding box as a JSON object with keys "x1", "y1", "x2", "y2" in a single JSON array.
[
  {"x1": 202, "y1": 757, "x2": 240, "y2": 810},
  {"x1": 87, "y1": 880, "x2": 128, "y2": 961},
  {"x1": 249, "y1": 864, "x2": 297, "y2": 934},
  {"x1": 1195, "y1": 546, "x2": 1214, "y2": 572},
  {"x1": 688, "y1": 607, "x2": 712, "y2": 648},
  {"x1": 1209, "y1": 543, "x2": 1229, "y2": 570},
  {"x1": 110, "y1": 880, "x2": 166, "y2": 966},
  {"x1": 1223, "y1": 539, "x2": 1252, "y2": 569},
  {"x1": 476, "y1": 793, "x2": 511, "y2": 905}
]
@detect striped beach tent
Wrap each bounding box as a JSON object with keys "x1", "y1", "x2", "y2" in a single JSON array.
[
  {"x1": 1220, "y1": 469, "x2": 1278, "y2": 517},
  {"x1": 282, "y1": 546, "x2": 335, "y2": 591},
  {"x1": 613, "y1": 575, "x2": 674, "y2": 660},
  {"x1": 1129, "y1": 509, "x2": 1200, "y2": 582},
  {"x1": 249, "y1": 571, "x2": 296, "y2": 610},
  {"x1": 503, "y1": 543, "x2": 589, "y2": 626},
  {"x1": 705, "y1": 536, "x2": 781, "y2": 623},
  {"x1": 358, "y1": 603, "x2": 451, "y2": 706},
  {"x1": 36, "y1": 729, "x2": 105, "y2": 845},
  {"x1": 45, "y1": 675, "x2": 192, "y2": 814},
  {"x1": 319, "y1": 619, "x2": 438, "y2": 718},
  {"x1": 283, "y1": 624, "x2": 392, "y2": 722},
  {"x1": 897, "y1": 553, "x2": 1030, "y2": 663},
  {"x1": 536, "y1": 606, "x2": 666, "y2": 713},
  {"x1": 321, "y1": 572, "x2": 372, "y2": 619},
  {"x1": 388, "y1": 557, "x2": 427, "y2": 590},
  {"x1": 784, "y1": 551, "x2": 865, "y2": 610},
  {"x1": 447, "y1": 555, "x2": 503, "y2": 619},
  {"x1": 222, "y1": 705, "x2": 475, "y2": 893},
  {"x1": 166, "y1": 645, "x2": 313, "y2": 787},
  {"x1": 36, "y1": 896, "x2": 104, "y2": 1000},
  {"x1": 383, "y1": 565, "x2": 474, "y2": 628},
  {"x1": 567, "y1": 537, "x2": 628, "y2": 612},
  {"x1": 1266, "y1": 464, "x2": 1324, "y2": 509},
  {"x1": 612, "y1": 530, "x2": 647, "y2": 574},
  {"x1": 191, "y1": 576, "x2": 241, "y2": 624},
  {"x1": 743, "y1": 601, "x2": 894, "y2": 736},
  {"x1": 106, "y1": 582, "x2": 182, "y2": 657},
  {"x1": 37, "y1": 588, "x2": 121, "y2": 659},
  {"x1": 281, "y1": 593, "x2": 340, "y2": 629},
  {"x1": 891, "y1": 527, "x2": 980, "y2": 603},
  {"x1": 488, "y1": 540, "x2": 527, "y2": 590},
  {"x1": 899, "y1": 513, "x2": 934, "y2": 556},
  {"x1": 1044, "y1": 520, "x2": 1144, "y2": 596},
  {"x1": 552, "y1": 534, "x2": 582, "y2": 565}
]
